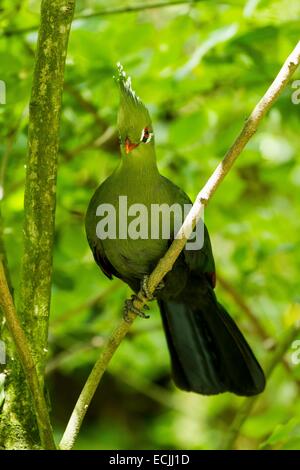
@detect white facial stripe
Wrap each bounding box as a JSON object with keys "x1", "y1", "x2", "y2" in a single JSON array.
[{"x1": 140, "y1": 128, "x2": 154, "y2": 144}]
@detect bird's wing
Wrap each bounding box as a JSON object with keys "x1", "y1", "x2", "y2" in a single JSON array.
[
  {"x1": 184, "y1": 223, "x2": 216, "y2": 288},
  {"x1": 90, "y1": 239, "x2": 120, "y2": 280},
  {"x1": 160, "y1": 175, "x2": 216, "y2": 288}
]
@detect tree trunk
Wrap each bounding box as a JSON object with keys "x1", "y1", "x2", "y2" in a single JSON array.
[{"x1": 0, "y1": 0, "x2": 75, "y2": 449}]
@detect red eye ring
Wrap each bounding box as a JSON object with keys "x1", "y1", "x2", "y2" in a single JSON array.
[{"x1": 141, "y1": 127, "x2": 153, "y2": 144}]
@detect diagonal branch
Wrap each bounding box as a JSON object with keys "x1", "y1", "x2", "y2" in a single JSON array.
[
  {"x1": 0, "y1": 260, "x2": 55, "y2": 449},
  {"x1": 59, "y1": 40, "x2": 300, "y2": 450},
  {"x1": 0, "y1": 0, "x2": 75, "y2": 449}
]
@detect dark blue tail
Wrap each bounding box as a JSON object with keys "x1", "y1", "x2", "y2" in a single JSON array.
[{"x1": 158, "y1": 289, "x2": 265, "y2": 396}]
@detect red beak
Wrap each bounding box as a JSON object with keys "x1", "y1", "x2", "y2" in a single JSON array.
[{"x1": 125, "y1": 137, "x2": 139, "y2": 154}]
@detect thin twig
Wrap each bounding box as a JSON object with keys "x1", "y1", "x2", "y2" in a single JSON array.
[
  {"x1": 46, "y1": 341, "x2": 186, "y2": 413},
  {"x1": 60, "y1": 126, "x2": 117, "y2": 161},
  {"x1": 0, "y1": 133, "x2": 14, "y2": 202},
  {"x1": 0, "y1": 211, "x2": 11, "y2": 294},
  {"x1": 217, "y1": 275, "x2": 300, "y2": 385},
  {"x1": 3, "y1": 0, "x2": 204, "y2": 36},
  {"x1": 217, "y1": 274, "x2": 269, "y2": 340},
  {"x1": 61, "y1": 80, "x2": 117, "y2": 160},
  {"x1": 45, "y1": 337, "x2": 105, "y2": 375},
  {"x1": 0, "y1": 108, "x2": 26, "y2": 197},
  {"x1": 64, "y1": 82, "x2": 107, "y2": 130},
  {"x1": 75, "y1": 0, "x2": 203, "y2": 20},
  {"x1": 51, "y1": 281, "x2": 121, "y2": 327},
  {"x1": 222, "y1": 305, "x2": 300, "y2": 450},
  {"x1": 59, "y1": 41, "x2": 300, "y2": 450},
  {"x1": 76, "y1": 0, "x2": 203, "y2": 19},
  {"x1": 112, "y1": 371, "x2": 185, "y2": 413},
  {"x1": 0, "y1": 143, "x2": 14, "y2": 295},
  {"x1": 0, "y1": 110, "x2": 28, "y2": 293},
  {"x1": 0, "y1": 260, "x2": 55, "y2": 449}
]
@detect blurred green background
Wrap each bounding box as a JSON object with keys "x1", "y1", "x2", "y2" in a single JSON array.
[{"x1": 1, "y1": 0, "x2": 300, "y2": 450}]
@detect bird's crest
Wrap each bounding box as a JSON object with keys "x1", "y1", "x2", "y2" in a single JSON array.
[
  {"x1": 115, "y1": 63, "x2": 152, "y2": 142},
  {"x1": 115, "y1": 63, "x2": 141, "y2": 105}
]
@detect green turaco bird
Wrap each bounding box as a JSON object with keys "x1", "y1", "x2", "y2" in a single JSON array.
[{"x1": 85, "y1": 65, "x2": 265, "y2": 396}]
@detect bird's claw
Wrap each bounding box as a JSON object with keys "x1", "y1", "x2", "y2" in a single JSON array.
[
  {"x1": 123, "y1": 294, "x2": 150, "y2": 322},
  {"x1": 141, "y1": 275, "x2": 165, "y2": 301}
]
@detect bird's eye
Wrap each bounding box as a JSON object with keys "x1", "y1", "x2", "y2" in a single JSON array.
[{"x1": 140, "y1": 127, "x2": 153, "y2": 144}]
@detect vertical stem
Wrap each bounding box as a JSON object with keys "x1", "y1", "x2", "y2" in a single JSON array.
[
  {"x1": 18, "y1": 0, "x2": 75, "y2": 380},
  {"x1": 0, "y1": 0, "x2": 75, "y2": 449},
  {"x1": 0, "y1": 145, "x2": 36, "y2": 449},
  {"x1": 0, "y1": 260, "x2": 56, "y2": 449},
  {"x1": 0, "y1": 209, "x2": 11, "y2": 293}
]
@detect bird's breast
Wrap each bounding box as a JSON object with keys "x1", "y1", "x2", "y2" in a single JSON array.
[{"x1": 89, "y1": 172, "x2": 186, "y2": 280}]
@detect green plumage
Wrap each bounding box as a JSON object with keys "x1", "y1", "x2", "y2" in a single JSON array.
[{"x1": 85, "y1": 66, "x2": 265, "y2": 396}]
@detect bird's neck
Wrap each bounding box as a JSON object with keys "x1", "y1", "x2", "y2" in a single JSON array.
[{"x1": 117, "y1": 147, "x2": 159, "y2": 180}]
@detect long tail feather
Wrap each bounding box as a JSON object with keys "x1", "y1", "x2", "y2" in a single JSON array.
[{"x1": 158, "y1": 289, "x2": 265, "y2": 396}]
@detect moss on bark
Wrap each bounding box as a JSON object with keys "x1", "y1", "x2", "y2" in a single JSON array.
[
  {"x1": 0, "y1": 0, "x2": 75, "y2": 449},
  {"x1": 19, "y1": 0, "x2": 75, "y2": 381}
]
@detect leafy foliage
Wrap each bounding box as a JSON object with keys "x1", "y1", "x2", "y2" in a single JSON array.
[{"x1": 1, "y1": 0, "x2": 300, "y2": 449}]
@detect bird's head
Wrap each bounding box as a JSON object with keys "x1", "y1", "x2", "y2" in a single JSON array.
[{"x1": 115, "y1": 63, "x2": 155, "y2": 158}]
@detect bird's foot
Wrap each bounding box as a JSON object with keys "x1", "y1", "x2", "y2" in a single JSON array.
[
  {"x1": 141, "y1": 275, "x2": 165, "y2": 301},
  {"x1": 123, "y1": 294, "x2": 150, "y2": 322}
]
